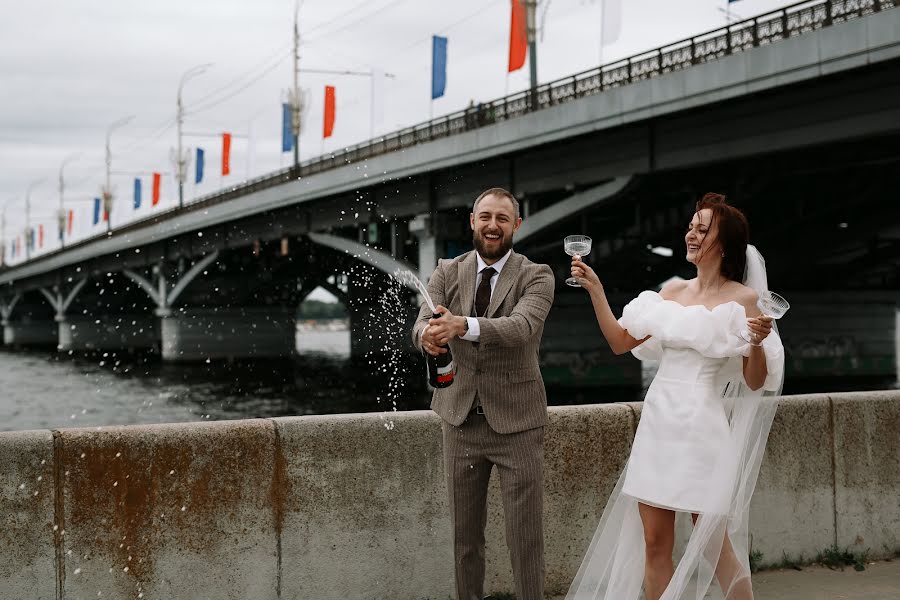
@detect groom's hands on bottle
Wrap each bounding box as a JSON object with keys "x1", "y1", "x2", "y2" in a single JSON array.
[
  {"x1": 571, "y1": 256, "x2": 602, "y2": 293},
  {"x1": 422, "y1": 306, "x2": 466, "y2": 356}
]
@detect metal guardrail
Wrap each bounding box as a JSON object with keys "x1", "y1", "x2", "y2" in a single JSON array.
[{"x1": 4, "y1": 0, "x2": 897, "y2": 272}]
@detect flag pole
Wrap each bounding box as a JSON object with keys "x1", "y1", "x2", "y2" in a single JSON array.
[{"x1": 370, "y1": 71, "x2": 375, "y2": 140}]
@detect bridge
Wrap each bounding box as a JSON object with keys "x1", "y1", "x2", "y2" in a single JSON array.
[{"x1": 1, "y1": 0, "x2": 898, "y2": 388}]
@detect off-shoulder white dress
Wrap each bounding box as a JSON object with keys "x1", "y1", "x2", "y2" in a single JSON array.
[{"x1": 619, "y1": 291, "x2": 783, "y2": 514}]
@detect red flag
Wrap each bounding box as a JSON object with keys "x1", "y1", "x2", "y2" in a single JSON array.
[
  {"x1": 38, "y1": 224, "x2": 44, "y2": 247},
  {"x1": 67, "y1": 210, "x2": 74, "y2": 235},
  {"x1": 323, "y1": 86, "x2": 336, "y2": 138},
  {"x1": 152, "y1": 172, "x2": 161, "y2": 206},
  {"x1": 508, "y1": 0, "x2": 527, "y2": 72},
  {"x1": 221, "y1": 133, "x2": 232, "y2": 175}
]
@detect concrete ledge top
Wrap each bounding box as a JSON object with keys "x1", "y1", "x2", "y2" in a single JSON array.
[{"x1": 0, "y1": 392, "x2": 895, "y2": 439}]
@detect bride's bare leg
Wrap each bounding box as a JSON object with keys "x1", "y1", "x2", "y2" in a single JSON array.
[
  {"x1": 691, "y1": 513, "x2": 754, "y2": 599},
  {"x1": 639, "y1": 503, "x2": 676, "y2": 600}
]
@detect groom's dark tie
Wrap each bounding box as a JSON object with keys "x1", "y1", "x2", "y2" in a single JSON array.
[{"x1": 475, "y1": 267, "x2": 495, "y2": 317}]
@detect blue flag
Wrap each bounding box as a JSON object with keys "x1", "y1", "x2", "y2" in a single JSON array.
[
  {"x1": 195, "y1": 147, "x2": 205, "y2": 184},
  {"x1": 93, "y1": 198, "x2": 101, "y2": 225},
  {"x1": 431, "y1": 35, "x2": 448, "y2": 100},
  {"x1": 134, "y1": 178, "x2": 142, "y2": 209},
  {"x1": 282, "y1": 102, "x2": 293, "y2": 152}
]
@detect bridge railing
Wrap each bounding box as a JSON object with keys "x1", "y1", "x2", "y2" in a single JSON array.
[
  {"x1": 4, "y1": 0, "x2": 897, "y2": 270},
  {"x1": 293, "y1": 0, "x2": 895, "y2": 176}
]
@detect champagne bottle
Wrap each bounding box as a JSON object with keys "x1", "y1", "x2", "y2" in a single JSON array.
[{"x1": 426, "y1": 312, "x2": 455, "y2": 388}]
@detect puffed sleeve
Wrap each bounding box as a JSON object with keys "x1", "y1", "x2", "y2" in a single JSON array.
[{"x1": 618, "y1": 291, "x2": 664, "y2": 361}]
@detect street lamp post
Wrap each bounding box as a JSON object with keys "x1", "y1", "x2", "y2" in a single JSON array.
[
  {"x1": 58, "y1": 153, "x2": 81, "y2": 248},
  {"x1": 102, "y1": 117, "x2": 134, "y2": 234},
  {"x1": 1, "y1": 198, "x2": 16, "y2": 266},
  {"x1": 290, "y1": 2, "x2": 302, "y2": 169},
  {"x1": 24, "y1": 178, "x2": 46, "y2": 261},
  {"x1": 176, "y1": 63, "x2": 212, "y2": 208}
]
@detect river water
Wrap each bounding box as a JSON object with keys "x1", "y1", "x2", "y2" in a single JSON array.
[
  {"x1": 1, "y1": 326, "x2": 892, "y2": 432},
  {"x1": 0, "y1": 327, "x2": 434, "y2": 432}
]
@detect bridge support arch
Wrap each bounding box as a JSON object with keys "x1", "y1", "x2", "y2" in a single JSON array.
[
  {"x1": 125, "y1": 250, "x2": 298, "y2": 362},
  {"x1": 0, "y1": 290, "x2": 56, "y2": 347},
  {"x1": 307, "y1": 233, "x2": 419, "y2": 362}
]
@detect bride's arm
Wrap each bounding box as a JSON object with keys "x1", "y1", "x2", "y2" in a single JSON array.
[
  {"x1": 739, "y1": 289, "x2": 773, "y2": 390},
  {"x1": 571, "y1": 257, "x2": 648, "y2": 355}
]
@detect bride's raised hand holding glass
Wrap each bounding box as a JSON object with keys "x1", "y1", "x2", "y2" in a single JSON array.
[
  {"x1": 564, "y1": 235, "x2": 592, "y2": 287},
  {"x1": 739, "y1": 291, "x2": 789, "y2": 345},
  {"x1": 569, "y1": 255, "x2": 600, "y2": 291}
]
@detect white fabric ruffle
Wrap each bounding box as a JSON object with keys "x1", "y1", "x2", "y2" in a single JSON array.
[{"x1": 618, "y1": 291, "x2": 784, "y2": 390}]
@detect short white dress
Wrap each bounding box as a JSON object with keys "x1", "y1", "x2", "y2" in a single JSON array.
[{"x1": 617, "y1": 291, "x2": 784, "y2": 513}]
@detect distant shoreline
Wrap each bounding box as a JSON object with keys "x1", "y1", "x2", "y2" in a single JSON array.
[{"x1": 296, "y1": 318, "x2": 349, "y2": 332}]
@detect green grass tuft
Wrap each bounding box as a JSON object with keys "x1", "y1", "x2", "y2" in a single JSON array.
[
  {"x1": 815, "y1": 545, "x2": 869, "y2": 571},
  {"x1": 749, "y1": 549, "x2": 764, "y2": 573}
]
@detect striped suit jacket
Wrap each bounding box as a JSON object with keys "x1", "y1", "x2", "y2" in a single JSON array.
[{"x1": 411, "y1": 250, "x2": 555, "y2": 434}]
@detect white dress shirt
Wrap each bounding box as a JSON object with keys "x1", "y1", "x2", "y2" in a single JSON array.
[{"x1": 459, "y1": 249, "x2": 512, "y2": 342}]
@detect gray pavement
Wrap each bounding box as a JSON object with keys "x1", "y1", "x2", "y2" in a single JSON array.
[
  {"x1": 749, "y1": 560, "x2": 900, "y2": 600},
  {"x1": 546, "y1": 559, "x2": 900, "y2": 599}
]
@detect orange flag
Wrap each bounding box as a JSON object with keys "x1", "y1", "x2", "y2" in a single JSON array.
[
  {"x1": 38, "y1": 224, "x2": 44, "y2": 247},
  {"x1": 323, "y1": 86, "x2": 336, "y2": 138},
  {"x1": 67, "y1": 209, "x2": 74, "y2": 235},
  {"x1": 222, "y1": 133, "x2": 232, "y2": 175},
  {"x1": 152, "y1": 172, "x2": 161, "y2": 206},
  {"x1": 508, "y1": 0, "x2": 527, "y2": 72}
]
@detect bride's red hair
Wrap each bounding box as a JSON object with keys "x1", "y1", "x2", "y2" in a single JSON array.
[{"x1": 695, "y1": 193, "x2": 749, "y2": 282}]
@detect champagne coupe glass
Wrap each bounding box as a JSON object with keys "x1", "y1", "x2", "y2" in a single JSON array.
[
  {"x1": 564, "y1": 235, "x2": 593, "y2": 288},
  {"x1": 740, "y1": 291, "x2": 790, "y2": 344}
]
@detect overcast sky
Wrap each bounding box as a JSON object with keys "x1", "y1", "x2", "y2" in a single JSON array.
[{"x1": 0, "y1": 0, "x2": 790, "y2": 246}]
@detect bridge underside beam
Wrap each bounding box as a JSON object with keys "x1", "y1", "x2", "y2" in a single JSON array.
[{"x1": 515, "y1": 176, "x2": 635, "y2": 244}]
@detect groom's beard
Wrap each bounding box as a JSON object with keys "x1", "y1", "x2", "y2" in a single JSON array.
[{"x1": 473, "y1": 229, "x2": 513, "y2": 260}]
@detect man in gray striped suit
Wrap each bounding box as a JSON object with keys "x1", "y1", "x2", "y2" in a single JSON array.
[{"x1": 412, "y1": 188, "x2": 555, "y2": 600}]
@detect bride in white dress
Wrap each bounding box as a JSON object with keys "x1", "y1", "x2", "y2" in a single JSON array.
[{"x1": 566, "y1": 193, "x2": 785, "y2": 600}]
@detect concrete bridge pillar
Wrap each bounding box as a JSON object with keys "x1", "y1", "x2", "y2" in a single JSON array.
[
  {"x1": 35, "y1": 280, "x2": 155, "y2": 352},
  {"x1": 3, "y1": 319, "x2": 57, "y2": 347},
  {"x1": 347, "y1": 268, "x2": 412, "y2": 363},
  {"x1": 57, "y1": 315, "x2": 159, "y2": 352},
  {"x1": 409, "y1": 214, "x2": 440, "y2": 285},
  {"x1": 125, "y1": 251, "x2": 297, "y2": 362},
  {"x1": 1, "y1": 293, "x2": 57, "y2": 348},
  {"x1": 158, "y1": 307, "x2": 295, "y2": 362}
]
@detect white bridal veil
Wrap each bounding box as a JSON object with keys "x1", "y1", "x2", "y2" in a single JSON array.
[{"x1": 566, "y1": 245, "x2": 784, "y2": 600}]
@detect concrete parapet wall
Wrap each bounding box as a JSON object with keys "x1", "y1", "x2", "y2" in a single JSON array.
[{"x1": 0, "y1": 392, "x2": 897, "y2": 599}]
